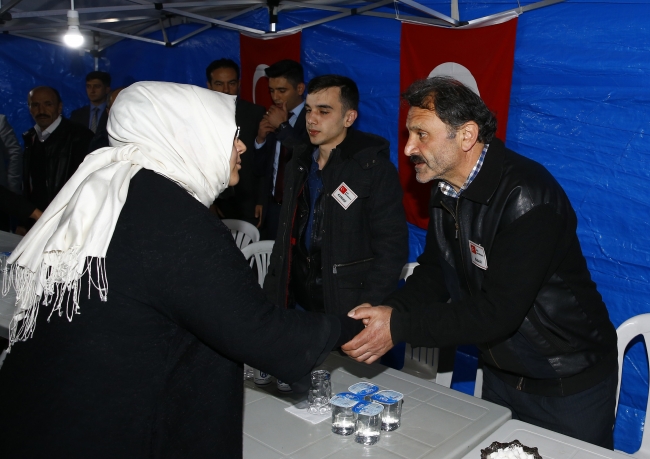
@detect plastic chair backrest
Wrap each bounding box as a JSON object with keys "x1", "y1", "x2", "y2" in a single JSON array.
[
  {"x1": 241, "y1": 240, "x2": 275, "y2": 287},
  {"x1": 222, "y1": 219, "x2": 260, "y2": 251},
  {"x1": 615, "y1": 313, "x2": 650, "y2": 457},
  {"x1": 398, "y1": 263, "x2": 441, "y2": 382},
  {"x1": 397, "y1": 262, "x2": 483, "y2": 395}
]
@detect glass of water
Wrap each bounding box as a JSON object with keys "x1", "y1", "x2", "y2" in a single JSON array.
[
  {"x1": 308, "y1": 369, "x2": 331, "y2": 414},
  {"x1": 371, "y1": 390, "x2": 404, "y2": 431},
  {"x1": 330, "y1": 392, "x2": 362, "y2": 435},
  {"x1": 243, "y1": 364, "x2": 254, "y2": 381},
  {"x1": 353, "y1": 401, "x2": 384, "y2": 445}
]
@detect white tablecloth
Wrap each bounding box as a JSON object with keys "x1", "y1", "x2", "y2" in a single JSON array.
[
  {"x1": 460, "y1": 420, "x2": 630, "y2": 459},
  {"x1": 244, "y1": 353, "x2": 511, "y2": 459}
]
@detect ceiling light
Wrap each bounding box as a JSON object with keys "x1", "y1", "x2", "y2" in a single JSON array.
[{"x1": 64, "y1": 9, "x2": 84, "y2": 48}]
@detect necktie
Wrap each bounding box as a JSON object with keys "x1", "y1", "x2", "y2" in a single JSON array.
[
  {"x1": 90, "y1": 107, "x2": 99, "y2": 133},
  {"x1": 273, "y1": 112, "x2": 295, "y2": 203}
]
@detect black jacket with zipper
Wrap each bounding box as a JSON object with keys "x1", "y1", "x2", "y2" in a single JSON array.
[
  {"x1": 386, "y1": 138, "x2": 617, "y2": 394},
  {"x1": 263, "y1": 129, "x2": 408, "y2": 316}
]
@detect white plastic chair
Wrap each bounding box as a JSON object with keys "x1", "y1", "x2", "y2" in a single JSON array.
[
  {"x1": 615, "y1": 313, "x2": 650, "y2": 457},
  {"x1": 222, "y1": 219, "x2": 260, "y2": 251},
  {"x1": 397, "y1": 262, "x2": 483, "y2": 396},
  {"x1": 241, "y1": 241, "x2": 274, "y2": 287},
  {"x1": 398, "y1": 263, "x2": 441, "y2": 382}
]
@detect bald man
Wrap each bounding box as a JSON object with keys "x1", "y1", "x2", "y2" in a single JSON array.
[{"x1": 21, "y1": 86, "x2": 93, "y2": 221}]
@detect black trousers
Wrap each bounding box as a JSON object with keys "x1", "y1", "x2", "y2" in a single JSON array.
[
  {"x1": 482, "y1": 365, "x2": 617, "y2": 449},
  {"x1": 262, "y1": 199, "x2": 283, "y2": 241}
]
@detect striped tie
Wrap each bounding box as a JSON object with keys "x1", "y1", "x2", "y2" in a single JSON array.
[{"x1": 90, "y1": 107, "x2": 99, "y2": 133}]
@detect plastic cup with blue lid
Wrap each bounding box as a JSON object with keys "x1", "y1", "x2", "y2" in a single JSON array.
[
  {"x1": 371, "y1": 390, "x2": 404, "y2": 431},
  {"x1": 352, "y1": 401, "x2": 384, "y2": 445},
  {"x1": 348, "y1": 382, "x2": 379, "y2": 401},
  {"x1": 330, "y1": 392, "x2": 363, "y2": 436}
]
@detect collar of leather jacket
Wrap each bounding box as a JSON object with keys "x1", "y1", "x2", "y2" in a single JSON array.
[
  {"x1": 293, "y1": 128, "x2": 390, "y2": 170},
  {"x1": 431, "y1": 137, "x2": 506, "y2": 208}
]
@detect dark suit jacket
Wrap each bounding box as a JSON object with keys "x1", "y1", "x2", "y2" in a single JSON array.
[
  {"x1": 253, "y1": 107, "x2": 307, "y2": 206},
  {"x1": 70, "y1": 105, "x2": 108, "y2": 133},
  {"x1": 216, "y1": 99, "x2": 266, "y2": 225},
  {"x1": 22, "y1": 117, "x2": 93, "y2": 213}
]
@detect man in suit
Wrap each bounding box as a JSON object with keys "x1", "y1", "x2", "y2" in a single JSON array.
[
  {"x1": 19, "y1": 86, "x2": 93, "y2": 233},
  {"x1": 87, "y1": 86, "x2": 125, "y2": 153},
  {"x1": 254, "y1": 59, "x2": 307, "y2": 240},
  {"x1": 206, "y1": 59, "x2": 266, "y2": 227},
  {"x1": 70, "y1": 71, "x2": 111, "y2": 134}
]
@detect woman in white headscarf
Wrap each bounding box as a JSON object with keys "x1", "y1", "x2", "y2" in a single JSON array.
[{"x1": 0, "y1": 82, "x2": 359, "y2": 458}]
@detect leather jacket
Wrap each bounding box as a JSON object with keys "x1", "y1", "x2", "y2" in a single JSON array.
[
  {"x1": 263, "y1": 129, "x2": 408, "y2": 316},
  {"x1": 387, "y1": 139, "x2": 617, "y2": 394}
]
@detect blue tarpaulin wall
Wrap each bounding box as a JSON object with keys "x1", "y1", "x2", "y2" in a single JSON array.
[{"x1": 1, "y1": 0, "x2": 648, "y2": 452}]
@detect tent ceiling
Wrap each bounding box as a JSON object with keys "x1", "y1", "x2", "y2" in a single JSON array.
[{"x1": 0, "y1": 0, "x2": 563, "y2": 52}]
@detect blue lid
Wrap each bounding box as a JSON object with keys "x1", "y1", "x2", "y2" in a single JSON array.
[
  {"x1": 348, "y1": 382, "x2": 379, "y2": 396},
  {"x1": 370, "y1": 390, "x2": 404, "y2": 404},
  {"x1": 330, "y1": 392, "x2": 363, "y2": 408},
  {"x1": 352, "y1": 401, "x2": 384, "y2": 416}
]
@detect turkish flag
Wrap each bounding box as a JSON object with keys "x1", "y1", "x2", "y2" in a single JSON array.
[
  {"x1": 239, "y1": 33, "x2": 302, "y2": 109},
  {"x1": 399, "y1": 19, "x2": 518, "y2": 229}
]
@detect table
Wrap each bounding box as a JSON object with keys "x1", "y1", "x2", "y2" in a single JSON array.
[
  {"x1": 460, "y1": 420, "x2": 630, "y2": 459},
  {"x1": 0, "y1": 230, "x2": 22, "y2": 339},
  {"x1": 243, "y1": 353, "x2": 511, "y2": 459}
]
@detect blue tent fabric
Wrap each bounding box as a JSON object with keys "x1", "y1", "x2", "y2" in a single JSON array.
[{"x1": 1, "y1": 1, "x2": 649, "y2": 452}]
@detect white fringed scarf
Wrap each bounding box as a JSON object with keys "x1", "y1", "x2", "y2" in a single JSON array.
[{"x1": 3, "y1": 81, "x2": 237, "y2": 349}]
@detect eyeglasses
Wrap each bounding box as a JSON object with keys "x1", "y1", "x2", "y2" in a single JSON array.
[{"x1": 234, "y1": 126, "x2": 240, "y2": 143}]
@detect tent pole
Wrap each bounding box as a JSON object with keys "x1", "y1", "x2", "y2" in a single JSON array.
[{"x1": 451, "y1": 0, "x2": 459, "y2": 21}]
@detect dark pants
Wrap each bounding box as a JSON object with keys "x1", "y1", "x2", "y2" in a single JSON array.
[
  {"x1": 262, "y1": 200, "x2": 283, "y2": 241},
  {"x1": 482, "y1": 365, "x2": 616, "y2": 449}
]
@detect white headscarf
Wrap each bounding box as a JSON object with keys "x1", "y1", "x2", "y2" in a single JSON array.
[{"x1": 4, "y1": 81, "x2": 237, "y2": 348}]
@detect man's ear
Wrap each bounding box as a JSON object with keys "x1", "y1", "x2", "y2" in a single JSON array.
[
  {"x1": 206, "y1": 81, "x2": 211, "y2": 89},
  {"x1": 296, "y1": 82, "x2": 306, "y2": 96},
  {"x1": 344, "y1": 110, "x2": 358, "y2": 128},
  {"x1": 460, "y1": 121, "x2": 479, "y2": 152}
]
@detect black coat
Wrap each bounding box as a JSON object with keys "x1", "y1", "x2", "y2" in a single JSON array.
[
  {"x1": 0, "y1": 170, "x2": 347, "y2": 458},
  {"x1": 386, "y1": 139, "x2": 617, "y2": 394},
  {"x1": 217, "y1": 99, "x2": 266, "y2": 224},
  {"x1": 22, "y1": 117, "x2": 93, "y2": 212},
  {"x1": 70, "y1": 104, "x2": 108, "y2": 133},
  {"x1": 263, "y1": 129, "x2": 409, "y2": 315}
]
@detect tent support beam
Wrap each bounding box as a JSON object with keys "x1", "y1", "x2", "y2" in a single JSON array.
[
  {"x1": 451, "y1": 0, "x2": 459, "y2": 21},
  {"x1": 80, "y1": 23, "x2": 167, "y2": 46},
  {"x1": 0, "y1": 0, "x2": 23, "y2": 16},
  {"x1": 159, "y1": 18, "x2": 170, "y2": 46},
  {"x1": 277, "y1": 0, "x2": 392, "y2": 34},
  {"x1": 161, "y1": 7, "x2": 266, "y2": 34},
  {"x1": 364, "y1": 11, "x2": 448, "y2": 26},
  {"x1": 396, "y1": 0, "x2": 460, "y2": 26},
  {"x1": 171, "y1": 23, "x2": 211, "y2": 45}
]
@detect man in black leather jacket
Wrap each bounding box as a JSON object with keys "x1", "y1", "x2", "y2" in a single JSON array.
[
  {"x1": 21, "y1": 87, "x2": 93, "y2": 227},
  {"x1": 343, "y1": 77, "x2": 618, "y2": 448},
  {"x1": 263, "y1": 75, "x2": 408, "y2": 316}
]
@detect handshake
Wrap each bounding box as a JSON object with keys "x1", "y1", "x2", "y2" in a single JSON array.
[{"x1": 340, "y1": 303, "x2": 395, "y2": 364}]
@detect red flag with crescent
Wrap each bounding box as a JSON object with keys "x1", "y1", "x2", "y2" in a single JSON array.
[
  {"x1": 239, "y1": 33, "x2": 302, "y2": 109},
  {"x1": 399, "y1": 19, "x2": 518, "y2": 229}
]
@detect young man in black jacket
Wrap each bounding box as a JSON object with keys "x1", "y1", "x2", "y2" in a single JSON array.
[
  {"x1": 342, "y1": 77, "x2": 618, "y2": 448},
  {"x1": 263, "y1": 75, "x2": 408, "y2": 316}
]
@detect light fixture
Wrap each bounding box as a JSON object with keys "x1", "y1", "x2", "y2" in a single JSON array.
[{"x1": 63, "y1": 7, "x2": 84, "y2": 48}]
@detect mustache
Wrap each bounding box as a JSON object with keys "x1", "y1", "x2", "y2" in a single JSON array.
[{"x1": 410, "y1": 155, "x2": 426, "y2": 165}]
